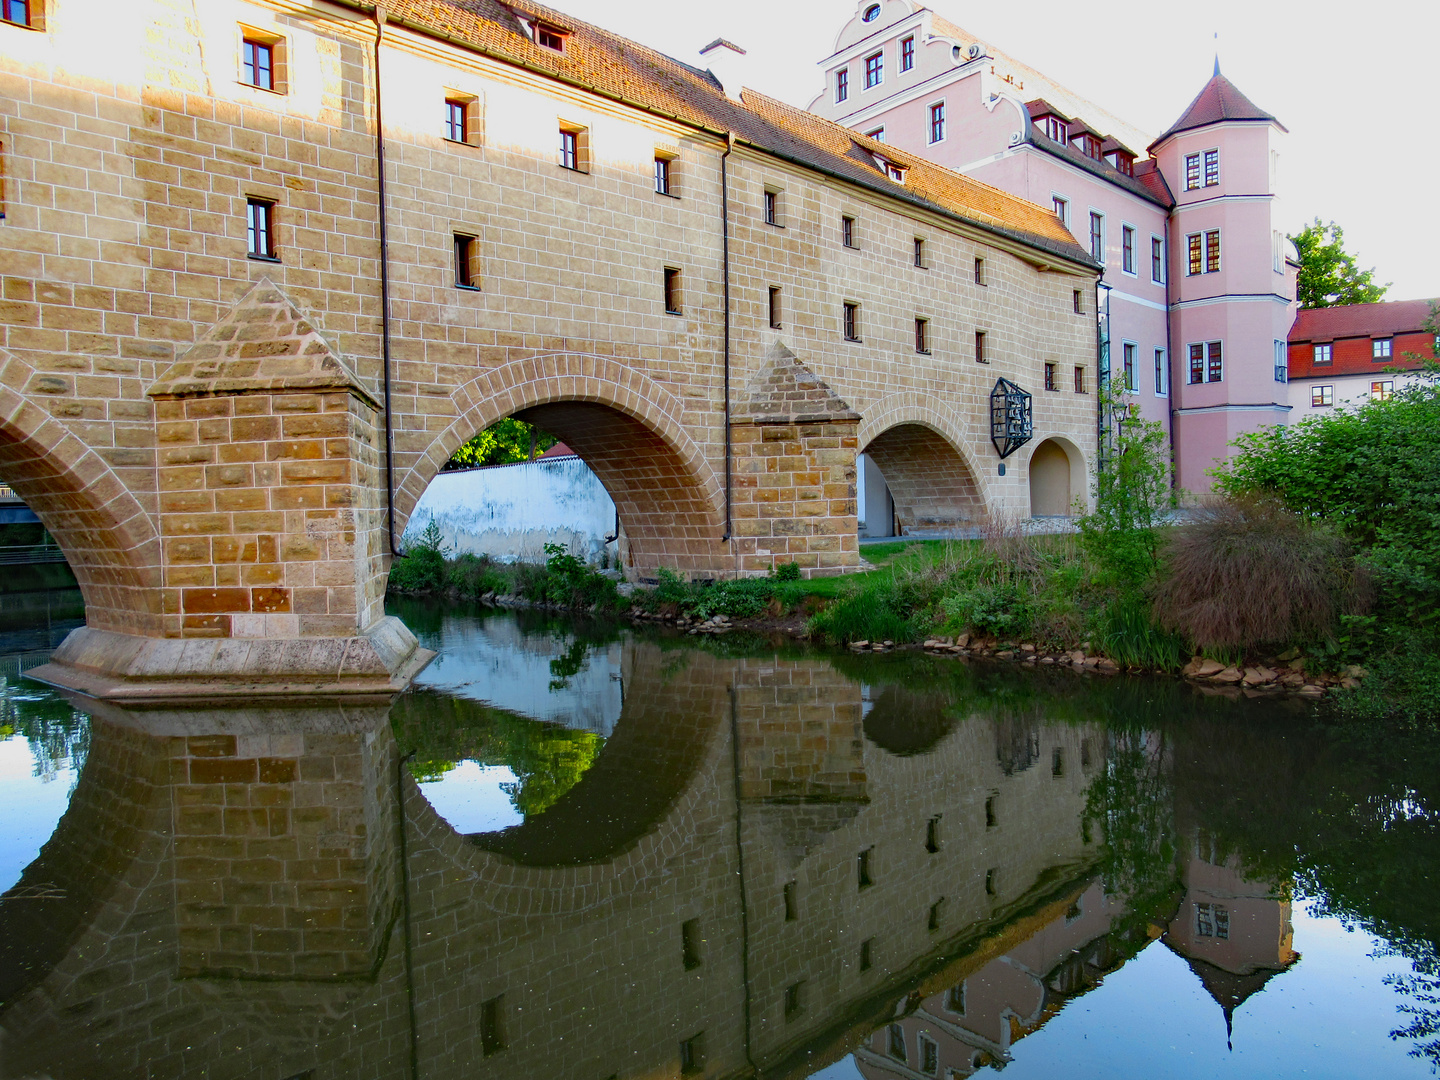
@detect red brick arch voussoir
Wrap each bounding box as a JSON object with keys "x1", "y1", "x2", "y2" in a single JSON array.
[
  {"x1": 0, "y1": 348, "x2": 162, "y2": 632},
  {"x1": 394, "y1": 352, "x2": 726, "y2": 538}
]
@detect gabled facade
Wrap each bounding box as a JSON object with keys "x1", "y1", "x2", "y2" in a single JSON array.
[{"x1": 810, "y1": 1, "x2": 1300, "y2": 494}]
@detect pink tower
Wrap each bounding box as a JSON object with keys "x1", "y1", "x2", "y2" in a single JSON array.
[{"x1": 1153, "y1": 65, "x2": 1297, "y2": 492}]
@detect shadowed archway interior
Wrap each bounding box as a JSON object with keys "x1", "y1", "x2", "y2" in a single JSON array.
[{"x1": 862, "y1": 423, "x2": 986, "y2": 532}]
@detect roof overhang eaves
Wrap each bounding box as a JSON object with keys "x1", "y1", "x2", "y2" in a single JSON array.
[
  {"x1": 1026, "y1": 133, "x2": 1172, "y2": 209},
  {"x1": 1147, "y1": 115, "x2": 1287, "y2": 154}
]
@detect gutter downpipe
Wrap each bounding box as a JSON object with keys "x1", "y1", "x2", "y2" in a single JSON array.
[
  {"x1": 372, "y1": 5, "x2": 400, "y2": 557},
  {"x1": 1165, "y1": 214, "x2": 1180, "y2": 492},
  {"x1": 721, "y1": 131, "x2": 734, "y2": 545}
]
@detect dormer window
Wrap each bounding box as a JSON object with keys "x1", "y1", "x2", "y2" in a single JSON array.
[
  {"x1": 534, "y1": 23, "x2": 566, "y2": 51},
  {"x1": 1039, "y1": 116, "x2": 1066, "y2": 142},
  {"x1": 883, "y1": 161, "x2": 906, "y2": 183},
  {"x1": 1077, "y1": 134, "x2": 1102, "y2": 160},
  {"x1": 1108, "y1": 152, "x2": 1134, "y2": 176}
]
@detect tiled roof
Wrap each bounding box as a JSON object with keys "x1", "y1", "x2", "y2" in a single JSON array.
[
  {"x1": 1132, "y1": 160, "x2": 1174, "y2": 206},
  {"x1": 1150, "y1": 71, "x2": 1285, "y2": 150},
  {"x1": 1029, "y1": 130, "x2": 1172, "y2": 209},
  {"x1": 1289, "y1": 299, "x2": 1438, "y2": 343},
  {"x1": 374, "y1": 0, "x2": 1093, "y2": 266}
]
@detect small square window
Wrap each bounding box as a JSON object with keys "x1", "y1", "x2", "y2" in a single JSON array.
[
  {"x1": 454, "y1": 234, "x2": 478, "y2": 289},
  {"x1": 974, "y1": 330, "x2": 988, "y2": 364},
  {"x1": 841, "y1": 215, "x2": 857, "y2": 248},
  {"x1": 864, "y1": 126, "x2": 886, "y2": 143},
  {"x1": 445, "y1": 99, "x2": 467, "y2": 142},
  {"x1": 1372, "y1": 380, "x2": 1393, "y2": 401},
  {"x1": 914, "y1": 317, "x2": 929, "y2": 354},
  {"x1": 1313, "y1": 344, "x2": 1332, "y2": 365},
  {"x1": 974, "y1": 256, "x2": 985, "y2": 285},
  {"x1": 663, "y1": 267, "x2": 682, "y2": 315},
  {"x1": 536, "y1": 24, "x2": 565, "y2": 51},
  {"x1": 243, "y1": 37, "x2": 274, "y2": 90},
  {"x1": 843, "y1": 302, "x2": 860, "y2": 342},
  {"x1": 1312, "y1": 385, "x2": 1334, "y2": 407},
  {"x1": 246, "y1": 198, "x2": 276, "y2": 260},
  {"x1": 1373, "y1": 338, "x2": 1393, "y2": 359},
  {"x1": 768, "y1": 286, "x2": 781, "y2": 329},
  {"x1": 2, "y1": 0, "x2": 36, "y2": 28},
  {"x1": 1044, "y1": 362, "x2": 1057, "y2": 391}
]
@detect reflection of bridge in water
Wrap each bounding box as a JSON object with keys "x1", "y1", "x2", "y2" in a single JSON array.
[{"x1": 0, "y1": 641, "x2": 1296, "y2": 1079}]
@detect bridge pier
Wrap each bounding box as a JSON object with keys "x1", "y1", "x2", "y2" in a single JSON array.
[{"x1": 28, "y1": 283, "x2": 432, "y2": 704}]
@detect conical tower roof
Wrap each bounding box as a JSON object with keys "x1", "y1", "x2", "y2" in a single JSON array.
[{"x1": 1149, "y1": 68, "x2": 1285, "y2": 152}]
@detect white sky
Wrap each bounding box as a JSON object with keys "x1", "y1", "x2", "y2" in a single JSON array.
[{"x1": 555, "y1": 0, "x2": 1437, "y2": 301}]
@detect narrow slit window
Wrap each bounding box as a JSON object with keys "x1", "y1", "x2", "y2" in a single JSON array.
[
  {"x1": 680, "y1": 1033, "x2": 704, "y2": 1075},
  {"x1": 914, "y1": 317, "x2": 929, "y2": 354},
  {"x1": 784, "y1": 981, "x2": 804, "y2": 1020},
  {"x1": 1089, "y1": 212, "x2": 1104, "y2": 262},
  {"x1": 1073, "y1": 289, "x2": 1084, "y2": 314},
  {"x1": 913, "y1": 237, "x2": 926, "y2": 267},
  {"x1": 1151, "y1": 236, "x2": 1164, "y2": 283},
  {"x1": 1156, "y1": 348, "x2": 1168, "y2": 395},
  {"x1": 841, "y1": 214, "x2": 856, "y2": 248},
  {"x1": 764, "y1": 189, "x2": 779, "y2": 225},
  {"x1": 681, "y1": 918, "x2": 702, "y2": 970},
  {"x1": 1074, "y1": 365, "x2": 1086, "y2": 393},
  {"x1": 984, "y1": 794, "x2": 997, "y2": 828},
  {"x1": 929, "y1": 101, "x2": 945, "y2": 143},
  {"x1": 454, "y1": 234, "x2": 477, "y2": 288},
  {"x1": 925, "y1": 815, "x2": 941, "y2": 853},
  {"x1": 843, "y1": 302, "x2": 860, "y2": 342},
  {"x1": 246, "y1": 198, "x2": 276, "y2": 260},
  {"x1": 655, "y1": 156, "x2": 672, "y2": 195},
  {"x1": 783, "y1": 881, "x2": 798, "y2": 922},
  {"x1": 857, "y1": 846, "x2": 873, "y2": 888},
  {"x1": 928, "y1": 897, "x2": 944, "y2": 931},
  {"x1": 445, "y1": 99, "x2": 467, "y2": 142},
  {"x1": 974, "y1": 256, "x2": 985, "y2": 285},
  {"x1": 1122, "y1": 225, "x2": 1135, "y2": 274},
  {"x1": 1044, "y1": 362, "x2": 1057, "y2": 391},
  {"x1": 859, "y1": 938, "x2": 873, "y2": 971},
  {"x1": 480, "y1": 995, "x2": 505, "y2": 1056},
  {"x1": 985, "y1": 868, "x2": 997, "y2": 896},
  {"x1": 663, "y1": 267, "x2": 682, "y2": 315},
  {"x1": 768, "y1": 286, "x2": 781, "y2": 328},
  {"x1": 974, "y1": 330, "x2": 987, "y2": 364},
  {"x1": 1052, "y1": 747, "x2": 1065, "y2": 776}
]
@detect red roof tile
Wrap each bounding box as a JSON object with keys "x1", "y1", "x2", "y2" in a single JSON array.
[
  {"x1": 1289, "y1": 299, "x2": 1439, "y2": 343},
  {"x1": 1151, "y1": 71, "x2": 1284, "y2": 150}
]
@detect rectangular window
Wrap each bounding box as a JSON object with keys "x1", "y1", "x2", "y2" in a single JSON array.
[
  {"x1": 1185, "y1": 153, "x2": 1200, "y2": 191},
  {"x1": 1313, "y1": 343, "x2": 1332, "y2": 365},
  {"x1": 453, "y1": 234, "x2": 477, "y2": 289},
  {"x1": 864, "y1": 51, "x2": 883, "y2": 88},
  {"x1": 768, "y1": 286, "x2": 781, "y2": 328},
  {"x1": 784, "y1": 981, "x2": 804, "y2": 1021},
  {"x1": 445, "y1": 99, "x2": 467, "y2": 142},
  {"x1": 857, "y1": 846, "x2": 873, "y2": 888},
  {"x1": 1205, "y1": 230, "x2": 1221, "y2": 273},
  {"x1": 914, "y1": 317, "x2": 929, "y2": 354},
  {"x1": 1203, "y1": 149, "x2": 1219, "y2": 187},
  {"x1": 783, "y1": 880, "x2": 798, "y2": 921},
  {"x1": 985, "y1": 867, "x2": 997, "y2": 895},
  {"x1": 681, "y1": 918, "x2": 703, "y2": 970},
  {"x1": 900, "y1": 35, "x2": 915, "y2": 71},
  {"x1": 1372, "y1": 380, "x2": 1394, "y2": 400},
  {"x1": 1052, "y1": 746, "x2": 1065, "y2": 777},
  {"x1": 764, "y1": 189, "x2": 779, "y2": 225},
  {"x1": 1373, "y1": 338, "x2": 1393, "y2": 358},
  {"x1": 1089, "y1": 212, "x2": 1104, "y2": 262},
  {"x1": 1151, "y1": 236, "x2": 1164, "y2": 283},
  {"x1": 974, "y1": 330, "x2": 988, "y2": 364},
  {"x1": 888, "y1": 1023, "x2": 907, "y2": 1061},
  {"x1": 242, "y1": 37, "x2": 275, "y2": 91},
  {"x1": 1073, "y1": 289, "x2": 1083, "y2": 315},
  {"x1": 984, "y1": 794, "x2": 997, "y2": 827},
  {"x1": 1044, "y1": 362, "x2": 1057, "y2": 391},
  {"x1": 481, "y1": 995, "x2": 505, "y2": 1056},
  {"x1": 663, "y1": 268, "x2": 681, "y2": 315},
  {"x1": 841, "y1": 215, "x2": 856, "y2": 248},
  {"x1": 974, "y1": 256, "x2": 985, "y2": 285},
  {"x1": 925, "y1": 815, "x2": 941, "y2": 854},
  {"x1": 843, "y1": 302, "x2": 860, "y2": 342},
  {"x1": 1275, "y1": 340, "x2": 1288, "y2": 383},
  {"x1": 836, "y1": 68, "x2": 848, "y2": 103},
  {"x1": 2, "y1": 0, "x2": 33, "y2": 27},
  {"x1": 680, "y1": 1033, "x2": 704, "y2": 1075},
  {"x1": 1155, "y1": 348, "x2": 1168, "y2": 395},
  {"x1": 1189, "y1": 342, "x2": 1205, "y2": 384},
  {"x1": 655, "y1": 156, "x2": 672, "y2": 195},
  {"x1": 558, "y1": 124, "x2": 588, "y2": 172},
  {"x1": 1074, "y1": 366, "x2": 1086, "y2": 394},
  {"x1": 928, "y1": 101, "x2": 945, "y2": 143},
  {"x1": 536, "y1": 24, "x2": 565, "y2": 51},
  {"x1": 1052, "y1": 195, "x2": 1067, "y2": 223},
  {"x1": 1186, "y1": 233, "x2": 1201, "y2": 275},
  {"x1": 1042, "y1": 116, "x2": 1067, "y2": 142},
  {"x1": 1312, "y1": 385, "x2": 1334, "y2": 407},
  {"x1": 859, "y1": 939, "x2": 873, "y2": 972},
  {"x1": 927, "y1": 898, "x2": 944, "y2": 932},
  {"x1": 246, "y1": 198, "x2": 276, "y2": 260},
  {"x1": 1122, "y1": 225, "x2": 1135, "y2": 274},
  {"x1": 1123, "y1": 342, "x2": 1136, "y2": 391},
  {"x1": 1208, "y1": 340, "x2": 1223, "y2": 382},
  {"x1": 913, "y1": 237, "x2": 926, "y2": 268}
]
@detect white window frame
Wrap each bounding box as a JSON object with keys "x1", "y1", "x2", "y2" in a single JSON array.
[
  {"x1": 1311, "y1": 384, "x2": 1334, "y2": 408},
  {"x1": 835, "y1": 67, "x2": 849, "y2": 104},
  {"x1": 1120, "y1": 222, "x2": 1137, "y2": 277},
  {"x1": 1051, "y1": 194, "x2": 1068, "y2": 226},
  {"x1": 863, "y1": 50, "x2": 884, "y2": 91},
  {"x1": 1150, "y1": 234, "x2": 1165, "y2": 285},
  {"x1": 1121, "y1": 340, "x2": 1138, "y2": 392},
  {"x1": 1274, "y1": 339, "x2": 1288, "y2": 383},
  {"x1": 927, "y1": 99, "x2": 946, "y2": 145},
  {"x1": 1087, "y1": 209, "x2": 1105, "y2": 265},
  {"x1": 1154, "y1": 347, "x2": 1168, "y2": 397},
  {"x1": 1203, "y1": 147, "x2": 1220, "y2": 187},
  {"x1": 1373, "y1": 338, "x2": 1393, "y2": 358},
  {"x1": 864, "y1": 126, "x2": 886, "y2": 143}
]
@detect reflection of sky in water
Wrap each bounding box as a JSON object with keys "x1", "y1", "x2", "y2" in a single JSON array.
[
  {"x1": 0, "y1": 735, "x2": 78, "y2": 894},
  {"x1": 418, "y1": 761, "x2": 524, "y2": 835},
  {"x1": 808, "y1": 898, "x2": 1430, "y2": 1080}
]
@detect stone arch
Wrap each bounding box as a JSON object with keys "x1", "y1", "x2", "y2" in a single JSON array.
[
  {"x1": 0, "y1": 349, "x2": 161, "y2": 633},
  {"x1": 1027, "y1": 436, "x2": 1087, "y2": 517},
  {"x1": 857, "y1": 396, "x2": 989, "y2": 531},
  {"x1": 397, "y1": 353, "x2": 726, "y2": 577}
]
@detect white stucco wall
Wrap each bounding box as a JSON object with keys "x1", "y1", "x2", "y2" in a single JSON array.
[{"x1": 407, "y1": 456, "x2": 619, "y2": 565}]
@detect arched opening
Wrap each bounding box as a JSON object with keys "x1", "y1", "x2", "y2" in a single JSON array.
[
  {"x1": 858, "y1": 423, "x2": 985, "y2": 537},
  {"x1": 1027, "y1": 437, "x2": 1085, "y2": 518},
  {"x1": 398, "y1": 355, "x2": 725, "y2": 582}
]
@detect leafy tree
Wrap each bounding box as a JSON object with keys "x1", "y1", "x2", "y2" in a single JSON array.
[
  {"x1": 1289, "y1": 218, "x2": 1390, "y2": 309},
  {"x1": 446, "y1": 418, "x2": 557, "y2": 470}
]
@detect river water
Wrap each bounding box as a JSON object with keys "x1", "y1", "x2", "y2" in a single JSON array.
[{"x1": 0, "y1": 598, "x2": 1436, "y2": 1079}]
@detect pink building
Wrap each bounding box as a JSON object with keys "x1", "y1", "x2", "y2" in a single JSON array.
[{"x1": 809, "y1": 1, "x2": 1298, "y2": 497}]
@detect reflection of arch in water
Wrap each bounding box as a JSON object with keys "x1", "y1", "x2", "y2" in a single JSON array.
[{"x1": 862, "y1": 684, "x2": 962, "y2": 756}]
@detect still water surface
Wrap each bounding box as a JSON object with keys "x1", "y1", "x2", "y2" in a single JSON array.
[{"x1": 0, "y1": 599, "x2": 1436, "y2": 1078}]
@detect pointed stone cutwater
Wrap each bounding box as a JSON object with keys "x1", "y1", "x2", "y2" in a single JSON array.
[
  {"x1": 28, "y1": 279, "x2": 432, "y2": 704},
  {"x1": 729, "y1": 340, "x2": 861, "y2": 577}
]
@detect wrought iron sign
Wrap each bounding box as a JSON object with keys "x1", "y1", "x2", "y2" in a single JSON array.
[{"x1": 989, "y1": 377, "x2": 1033, "y2": 459}]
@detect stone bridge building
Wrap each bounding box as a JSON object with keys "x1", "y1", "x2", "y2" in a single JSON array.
[{"x1": 1, "y1": 0, "x2": 1098, "y2": 699}]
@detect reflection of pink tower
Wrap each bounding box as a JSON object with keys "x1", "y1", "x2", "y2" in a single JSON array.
[
  {"x1": 1163, "y1": 836, "x2": 1299, "y2": 1049},
  {"x1": 1154, "y1": 63, "x2": 1298, "y2": 492}
]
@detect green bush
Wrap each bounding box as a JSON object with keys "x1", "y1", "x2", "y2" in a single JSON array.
[
  {"x1": 520, "y1": 542, "x2": 619, "y2": 609},
  {"x1": 808, "y1": 581, "x2": 914, "y2": 644},
  {"x1": 1097, "y1": 594, "x2": 1187, "y2": 672},
  {"x1": 389, "y1": 519, "x2": 447, "y2": 593},
  {"x1": 941, "y1": 582, "x2": 1032, "y2": 640},
  {"x1": 771, "y1": 561, "x2": 802, "y2": 582}
]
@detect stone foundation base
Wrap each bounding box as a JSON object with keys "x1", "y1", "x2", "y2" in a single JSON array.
[{"x1": 24, "y1": 617, "x2": 435, "y2": 705}]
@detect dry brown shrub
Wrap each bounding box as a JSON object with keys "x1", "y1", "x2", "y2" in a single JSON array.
[
  {"x1": 1152, "y1": 496, "x2": 1367, "y2": 650},
  {"x1": 978, "y1": 511, "x2": 1041, "y2": 578}
]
